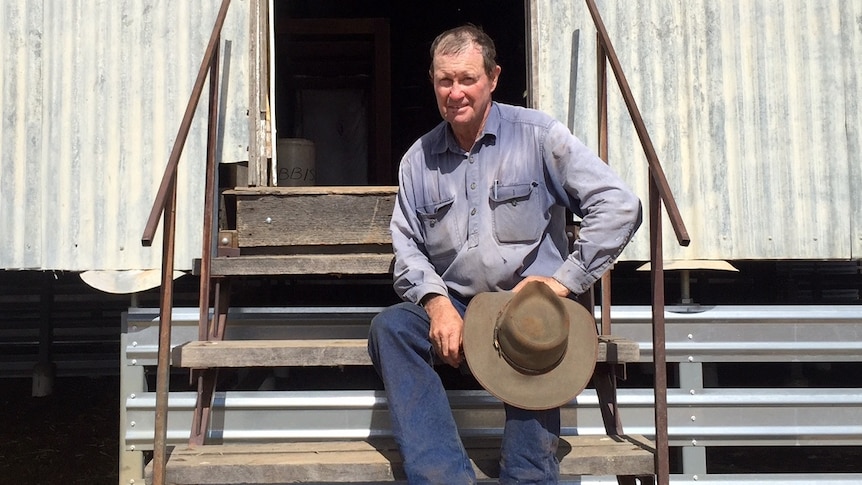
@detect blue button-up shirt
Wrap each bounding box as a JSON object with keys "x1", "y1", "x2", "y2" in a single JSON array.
[{"x1": 391, "y1": 102, "x2": 642, "y2": 303}]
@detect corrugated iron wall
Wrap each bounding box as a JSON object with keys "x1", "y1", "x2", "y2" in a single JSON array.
[
  {"x1": 0, "y1": 0, "x2": 249, "y2": 271},
  {"x1": 531, "y1": 0, "x2": 862, "y2": 261}
]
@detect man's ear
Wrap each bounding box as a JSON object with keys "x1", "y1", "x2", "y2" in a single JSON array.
[{"x1": 490, "y1": 65, "x2": 502, "y2": 92}]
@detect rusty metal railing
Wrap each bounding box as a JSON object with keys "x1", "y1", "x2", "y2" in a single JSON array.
[
  {"x1": 140, "y1": 1, "x2": 232, "y2": 484},
  {"x1": 585, "y1": 1, "x2": 691, "y2": 484}
]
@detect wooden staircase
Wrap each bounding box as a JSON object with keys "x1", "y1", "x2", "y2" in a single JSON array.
[
  {"x1": 143, "y1": 187, "x2": 656, "y2": 484},
  {"x1": 141, "y1": 3, "x2": 689, "y2": 483}
]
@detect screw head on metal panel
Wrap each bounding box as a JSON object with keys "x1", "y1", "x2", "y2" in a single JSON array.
[
  {"x1": 130, "y1": 421, "x2": 136, "y2": 427},
  {"x1": 131, "y1": 359, "x2": 137, "y2": 365},
  {"x1": 130, "y1": 445, "x2": 136, "y2": 451},
  {"x1": 691, "y1": 415, "x2": 696, "y2": 421},
  {"x1": 130, "y1": 393, "x2": 136, "y2": 399},
  {"x1": 265, "y1": 217, "x2": 272, "y2": 224},
  {"x1": 691, "y1": 439, "x2": 697, "y2": 446},
  {"x1": 688, "y1": 356, "x2": 694, "y2": 362},
  {"x1": 221, "y1": 237, "x2": 230, "y2": 246},
  {"x1": 132, "y1": 341, "x2": 137, "y2": 347},
  {"x1": 688, "y1": 334, "x2": 693, "y2": 340}
]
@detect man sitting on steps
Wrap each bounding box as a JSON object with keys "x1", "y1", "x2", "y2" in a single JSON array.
[{"x1": 367, "y1": 24, "x2": 642, "y2": 485}]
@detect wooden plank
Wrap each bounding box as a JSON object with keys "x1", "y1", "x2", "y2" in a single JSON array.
[
  {"x1": 209, "y1": 254, "x2": 395, "y2": 275},
  {"x1": 153, "y1": 435, "x2": 654, "y2": 484},
  {"x1": 230, "y1": 187, "x2": 398, "y2": 248},
  {"x1": 172, "y1": 339, "x2": 374, "y2": 367},
  {"x1": 172, "y1": 336, "x2": 639, "y2": 368},
  {"x1": 224, "y1": 186, "x2": 399, "y2": 196}
]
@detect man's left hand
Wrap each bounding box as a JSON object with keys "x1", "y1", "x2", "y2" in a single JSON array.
[{"x1": 512, "y1": 276, "x2": 571, "y2": 297}]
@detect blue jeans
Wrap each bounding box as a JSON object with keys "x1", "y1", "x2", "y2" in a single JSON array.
[{"x1": 368, "y1": 299, "x2": 561, "y2": 485}]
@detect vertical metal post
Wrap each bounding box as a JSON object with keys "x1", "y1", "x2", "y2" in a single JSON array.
[
  {"x1": 32, "y1": 272, "x2": 56, "y2": 397},
  {"x1": 190, "y1": 36, "x2": 222, "y2": 447},
  {"x1": 199, "y1": 38, "x2": 219, "y2": 342},
  {"x1": 596, "y1": 33, "x2": 612, "y2": 336},
  {"x1": 152, "y1": 177, "x2": 177, "y2": 485},
  {"x1": 650, "y1": 177, "x2": 670, "y2": 484}
]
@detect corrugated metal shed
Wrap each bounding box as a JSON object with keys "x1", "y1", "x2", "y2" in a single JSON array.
[
  {"x1": 0, "y1": 0, "x2": 249, "y2": 271},
  {"x1": 531, "y1": 0, "x2": 862, "y2": 261}
]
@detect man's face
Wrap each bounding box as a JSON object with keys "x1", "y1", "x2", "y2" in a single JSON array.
[{"x1": 431, "y1": 45, "x2": 500, "y2": 134}]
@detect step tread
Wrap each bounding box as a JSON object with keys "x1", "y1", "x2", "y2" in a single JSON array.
[
  {"x1": 172, "y1": 336, "x2": 639, "y2": 368},
  {"x1": 205, "y1": 254, "x2": 395, "y2": 276},
  {"x1": 152, "y1": 435, "x2": 654, "y2": 484}
]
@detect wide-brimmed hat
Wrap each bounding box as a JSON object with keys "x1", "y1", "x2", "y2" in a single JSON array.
[{"x1": 463, "y1": 281, "x2": 598, "y2": 410}]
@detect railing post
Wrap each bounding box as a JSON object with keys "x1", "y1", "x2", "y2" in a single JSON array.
[
  {"x1": 649, "y1": 177, "x2": 670, "y2": 484},
  {"x1": 597, "y1": 33, "x2": 612, "y2": 336},
  {"x1": 151, "y1": 177, "x2": 177, "y2": 485}
]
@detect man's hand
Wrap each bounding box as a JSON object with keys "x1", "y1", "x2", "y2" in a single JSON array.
[
  {"x1": 512, "y1": 275, "x2": 571, "y2": 297},
  {"x1": 422, "y1": 295, "x2": 465, "y2": 368}
]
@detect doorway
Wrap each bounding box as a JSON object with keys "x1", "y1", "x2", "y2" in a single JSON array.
[{"x1": 272, "y1": 0, "x2": 528, "y2": 186}]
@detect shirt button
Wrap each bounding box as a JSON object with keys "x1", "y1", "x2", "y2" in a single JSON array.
[
  {"x1": 468, "y1": 157, "x2": 474, "y2": 164},
  {"x1": 470, "y1": 182, "x2": 476, "y2": 190},
  {"x1": 429, "y1": 221, "x2": 436, "y2": 227},
  {"x1": 471, "y1": 208, "x2": 477, "y2": 216}
]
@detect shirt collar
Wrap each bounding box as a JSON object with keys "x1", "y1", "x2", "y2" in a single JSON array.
[{"x1": 432, "y1": 102, "x2": 501, "y2": 155}]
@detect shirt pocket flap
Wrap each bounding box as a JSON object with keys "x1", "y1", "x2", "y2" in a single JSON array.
[
  {"x1": 490, "y1": 182, "x2": 536, "y2": 203},
  {"x1": 417, "y1": 197, "x2": 455, "y2": 218}
]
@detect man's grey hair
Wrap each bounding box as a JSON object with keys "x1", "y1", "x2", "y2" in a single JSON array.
[{"x1": 429, "y1": 24, "x2": 498, "y2": 78}]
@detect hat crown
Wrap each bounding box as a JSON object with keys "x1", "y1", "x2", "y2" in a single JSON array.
[{"x1": 495, "y1": 282, "x2": 569, "y2": 374}]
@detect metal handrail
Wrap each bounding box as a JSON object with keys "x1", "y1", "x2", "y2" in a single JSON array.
[
  {"x1": 140, "y1": 1, "x2": 232, "y2": 485},
  {"x1": 584, "y1": 1, "x2": 691, "y2": 484}
]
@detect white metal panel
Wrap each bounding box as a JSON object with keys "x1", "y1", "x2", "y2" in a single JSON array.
[
  {"x1": 0, "y1": 0, "x2": 249, "y2": 271},
  {"x1": 530, "y1": 0, "x2": 862, "y2": 261},
  {"x1": 0, "y1": 1, "x2": 44, "y2": 268}
]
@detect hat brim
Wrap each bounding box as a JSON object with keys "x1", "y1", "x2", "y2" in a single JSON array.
[{"x1": 463, "y1": 291, "x2": 598, "y2": 410}]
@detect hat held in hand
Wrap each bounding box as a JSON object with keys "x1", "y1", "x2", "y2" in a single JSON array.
[{"x1": 463, "y1": 281, "x2": 598, "y2": 410}]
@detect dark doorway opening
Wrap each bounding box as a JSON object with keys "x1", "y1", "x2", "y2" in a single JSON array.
[{"x1": 273, "y1": 0, "x2": 528, "y2": 186}]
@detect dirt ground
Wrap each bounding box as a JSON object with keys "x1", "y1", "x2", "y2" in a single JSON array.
[{"x1": 0, "y1": 376, "x2": 118, "y2": 485}]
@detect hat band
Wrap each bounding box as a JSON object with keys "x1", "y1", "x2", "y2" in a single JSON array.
[{"x1": 493, "y1": 325, "x2": 568, "y2": 376}]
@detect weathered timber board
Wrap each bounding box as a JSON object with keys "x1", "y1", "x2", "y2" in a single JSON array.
[
  {"x1": 209, "y1": 254, "x2": 395, "y2": 275},
  {"x1": 231, "y1": 187, "x2": 398, "y2": 247},
  {"x1": 172, "y1": 336, "x2": 638, "y2": 368},
  {"x1": 151, "y1": 435, "x2": 654, "y2": 484}
]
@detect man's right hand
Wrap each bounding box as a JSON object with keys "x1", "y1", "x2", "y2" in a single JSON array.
[{"x1": 422, "y1": 295, "x2": 465, "y2": 368}]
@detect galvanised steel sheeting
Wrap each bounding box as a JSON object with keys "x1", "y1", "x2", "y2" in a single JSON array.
[
  {"x1": 531, "y1": 0, "x2": 862, "y2": 261},
  {"x1": 123, "y1": 304, "x2": 862, "y2": 366},
  {"x1": 0, "y1": 0, "x2": 249, "y2": 271},
  {"x1": 121, "y1": 305, "x2": 862, "y2": 483},
  {"x1": 123, "y1": 388, "x2": 862, "y2": 447}
]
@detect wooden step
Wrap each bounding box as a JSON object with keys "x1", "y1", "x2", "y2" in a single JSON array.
[
  {"x1": 204, "y1": 253, "x2": 395, "y2": 276},
  {"x1": 148, "y1": 435, "x2": 655, "y2": 484},
  {"x1": 225, "y1": 186, "x2": 398, "y2": 249},
  {"x1": 171, "y1": 336, "x2": 639, "y2": 368}
]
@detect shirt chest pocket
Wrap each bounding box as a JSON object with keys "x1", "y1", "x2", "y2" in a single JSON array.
[
  {"x1": 417, "y1": 197, "x2": 462, "y2": 264},
  {"x1": 491, "y1": 181, "x2": 544, "y2": 244}
]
